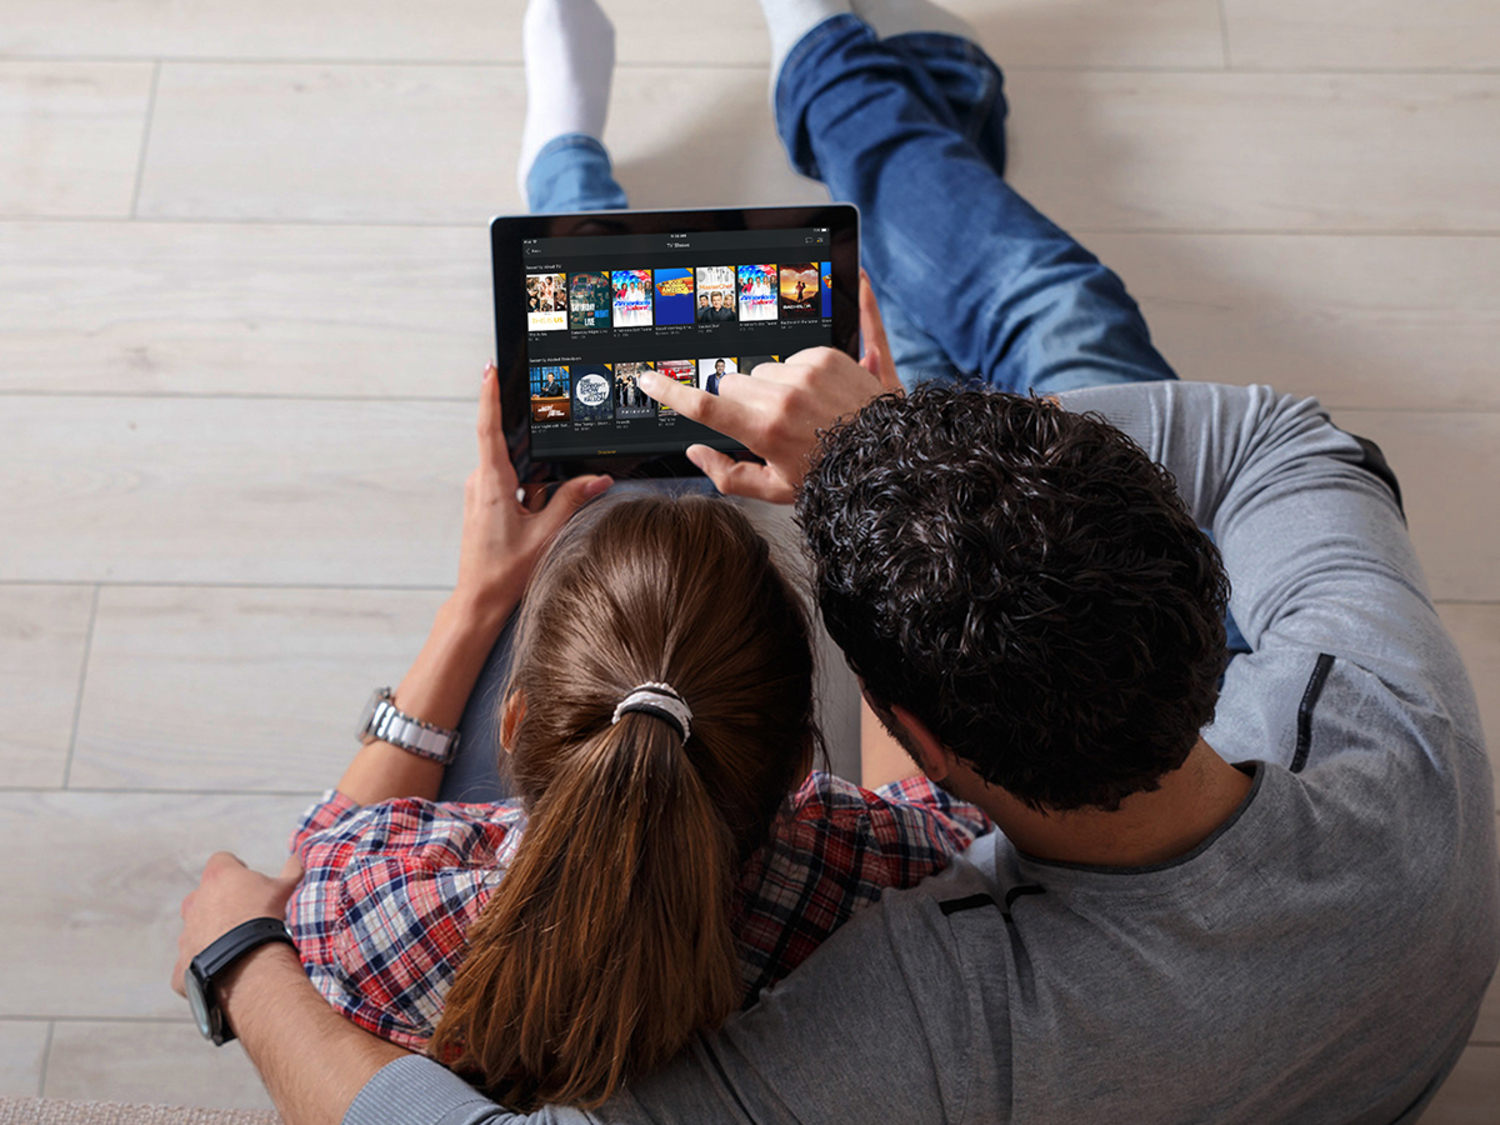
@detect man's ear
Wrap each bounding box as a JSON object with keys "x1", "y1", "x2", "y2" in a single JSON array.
[
  {"x1": 500, "y1": 691, "x2": 526, "y2": 755},
  {"x1": 887, "y1": 703, "x2": 956, "y2": 783}
]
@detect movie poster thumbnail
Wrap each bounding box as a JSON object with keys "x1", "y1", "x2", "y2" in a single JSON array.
[
  {"x1": 737, "y1": 264, "x2": 779, "y2": 322},
  {"x1": 569, "y1": 271, "x2": 612, "y2": 332},
  {"x1": 613, "y1": 361, "x2": 657, "y2": 418},
  {"x1": 779, "y1": 263, "x2": 820, "y2": 320},
  {"x1": 611, "y1": 269, "x2": 654, "y2": 328},
  {"x1": 738, "y1": 354, "x2": 779, "y2": 378},
  {"x1": 820, "y1": 262, "x2": 833, "y2": 318},
  {"x1": 530, "y1": 365, "x2": 571, "y2": 424},
  {"x1": 526, "y1": 273, "x2": 568, "y2": 332},
  {"x1": 654, "y1": 268, "x2": 696, "y2": 327},
  {"x1": 698, "y1": 356, "x2": 738, "y2": 396},
  {"x1": 655, "y1": 359, "x2": 697, "y2": 415},
  {"x1": 570, "y1": 364, "x2": 615, "y2": 423},
  {"x1": 695, "y1": 266, "x2": 738, "y2": 323}
]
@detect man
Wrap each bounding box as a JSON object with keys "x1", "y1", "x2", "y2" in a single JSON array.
[
  {"x1": 173, "y1": 0, "x2": 1499, "y2": 1122},
  {"x1": 699, "y1": 288, "x2": 736, "y2": 324},
  {"x1": 536, "y1": 367, "x2": 564, "y2": 399},
  {"x1": 705, "y1": 358, "x2": 728, "y2": 395}
]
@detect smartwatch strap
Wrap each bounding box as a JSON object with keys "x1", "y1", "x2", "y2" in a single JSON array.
[{"x1": 195, "y1": 917, "x2": 294, "y2": 987}]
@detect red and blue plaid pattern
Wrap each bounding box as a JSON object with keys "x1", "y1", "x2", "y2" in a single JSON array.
[{"x1": 287, "y1": 772, "x2": 991, "y2": 1050}]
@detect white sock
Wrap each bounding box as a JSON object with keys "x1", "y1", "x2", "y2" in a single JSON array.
[
  {"x1": 517, "y1": 0, "x2": 616, "y2": 199},
  {"x1": 850, "y1": 0, "x2": 975, "y2": 40},
  {"x1": 755, "y1": 0, "x2": 853, "y2": 80}
]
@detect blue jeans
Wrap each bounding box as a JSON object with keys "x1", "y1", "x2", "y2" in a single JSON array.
[
  {"x1": 526, "y1": 14, "x2": 1178, "y2": 393},
  {"x1": 447, "y1": 17, "x2": 1185, "y2": 800}
]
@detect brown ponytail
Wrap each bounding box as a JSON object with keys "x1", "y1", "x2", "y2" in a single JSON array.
[{"x1": 429, "y1": 494, "x2": 818, "y2": 1109}]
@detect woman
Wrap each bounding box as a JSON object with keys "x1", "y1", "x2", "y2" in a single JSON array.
[{"x1": 285, "y1": 366, "x2": 989, "y2": 1110}]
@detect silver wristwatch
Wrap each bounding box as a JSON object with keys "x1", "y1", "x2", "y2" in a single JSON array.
[{"x1": 357, "y1": 687, "x2": 460, "y2": 765}]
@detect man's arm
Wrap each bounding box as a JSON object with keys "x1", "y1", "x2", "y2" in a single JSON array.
[
  {"x1": 178, "y1": 847, "x2": 980, "y2": 1125},
  {"x1": 1057, "y1": 381, "x2": 1485, "y2": 763},
  {"x1": 218, "y1": 945, "x2": 409, "y2": 1125},
  {"x1": 342, "y1": 871, "x2": 979, "y2": 1125},
  {"x1": 172, "y1": 853, "x2": 412, "y2": 1125}
]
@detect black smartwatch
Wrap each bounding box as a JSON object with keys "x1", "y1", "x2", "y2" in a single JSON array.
[{"x1": 185, "y1": 917, "x2": 296, "y2": 1046}]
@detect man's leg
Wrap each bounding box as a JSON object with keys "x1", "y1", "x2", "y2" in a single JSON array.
[{"x1": 756, "y1": 3, "x2": 1177, "y2": 394}]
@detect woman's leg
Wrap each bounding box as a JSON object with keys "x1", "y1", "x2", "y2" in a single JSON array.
[
  {"x1": 526, "y1": 135, "x2": 628, "y2": 214},
  {"x1": 760, "y1": 5, "x2": 1178, "y2": 395},
  {"x1": 439, "y1": 616, "x2": 519, "y2": 802},
  {"x1": 440, "y1": 0, "x2": 632, "y2": 802},
  {"x1": 516, "y1": 0, "x2": 629, "y2": 214}
]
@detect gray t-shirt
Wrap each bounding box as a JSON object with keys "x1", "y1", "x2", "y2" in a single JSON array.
[{"x1": 346, "y1": 382, "x2": 1500, "y2": 1125}]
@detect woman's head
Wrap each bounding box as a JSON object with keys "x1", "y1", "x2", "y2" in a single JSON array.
[
  {"x1": 503, "y1": 492, "x2": 818, "y2": 851},
  {"x1": 431, "y1": 493, "x2": 818, "y2": 1109}
]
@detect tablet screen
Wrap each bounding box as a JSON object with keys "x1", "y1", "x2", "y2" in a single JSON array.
[{"x1": 493, "y1": 205, "x2": 859, "y2": 479}]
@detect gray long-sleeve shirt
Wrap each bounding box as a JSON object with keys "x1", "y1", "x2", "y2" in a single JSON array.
[{"x1": 347, "y1": 382, "x2": 1500, "y2": 1125}]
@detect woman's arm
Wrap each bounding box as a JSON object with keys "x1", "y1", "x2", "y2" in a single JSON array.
[{"x1": 334, "y1": 364, "x2": 610, "y2": 807}]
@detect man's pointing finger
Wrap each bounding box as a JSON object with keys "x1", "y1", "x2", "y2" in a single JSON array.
[{"x1": 638, "y1": 367, "x2": 754, "y2": 441}]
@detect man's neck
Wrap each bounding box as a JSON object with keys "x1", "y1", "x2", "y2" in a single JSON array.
[{"x1": 957, "y1": 740, "x2": 1254, "y2": 868}]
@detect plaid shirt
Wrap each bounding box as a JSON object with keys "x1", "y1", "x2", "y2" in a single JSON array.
[{"x1": 287, "y1": 772, "x2": 992, "y2": 1050}]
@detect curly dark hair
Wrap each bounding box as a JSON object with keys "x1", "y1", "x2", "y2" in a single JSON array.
[{"x1": 796, "y1": 385, "x2": 1228, "y2": 812}]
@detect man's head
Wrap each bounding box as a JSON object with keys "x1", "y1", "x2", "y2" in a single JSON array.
[
  {"x1": 715, "y1": 359, "x2": 726, "y2": 373},
  {"x1": 710, "y1": 291, "x2": 724, "y2": 309},
  {"x1": 699, "y1": 293, "x2": 709, "y2": 308},
  {"x1": 797, "y1": 385, "x2": 1228, "y2": 812}
]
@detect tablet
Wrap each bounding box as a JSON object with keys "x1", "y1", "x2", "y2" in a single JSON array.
[{"x1": 492, "y1": 204, "x2": 860, "y2": 481}]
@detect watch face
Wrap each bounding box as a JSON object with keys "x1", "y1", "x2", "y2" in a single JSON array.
[
  {"x1": 356, "y1": 689, "x2": 386, "y2": 743},
  {"x1": 185, "y1": 969, "x2": 214, "y2": 1040}
]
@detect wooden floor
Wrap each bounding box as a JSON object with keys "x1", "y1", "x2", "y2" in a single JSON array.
[{"x1": 0, "y1": 0, "x2": 1496, "y2": 1116}]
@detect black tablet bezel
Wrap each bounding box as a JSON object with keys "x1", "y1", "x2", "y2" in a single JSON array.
[{"x1": 492, "y1": 203, "x2": 860, "y2": 482}]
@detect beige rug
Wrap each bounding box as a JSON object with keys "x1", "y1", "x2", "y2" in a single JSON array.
[{"x1": 0, "y1": 1099, "x2": 278, "y2": 1125}]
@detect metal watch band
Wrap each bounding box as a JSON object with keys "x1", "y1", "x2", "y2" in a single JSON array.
[{"x1": 363, "y1": 691, "x2": 460, "y2": 764}]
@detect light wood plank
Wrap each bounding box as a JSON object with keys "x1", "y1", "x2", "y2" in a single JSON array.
[
  {"x1": 0, "y1": 63, "x2": 154, "y2": 219},
  {"x1": 71, "y1": 586, "x2": 447, "y2": 791},
  {"x1": 1436, "y1": 603, "x2": 1500, "y2": 811},
  {"x1": 1224, "y1": 0, "x2": 1500, "y2": 71},
  {"x1": 0, "y1": 586, "x2": 93, "y2": 789},
  {"x1": 598, "y1": 68, "x2": 824, "y2": 211},
  {"x1": 0, "y1": 221, "x2": 490, "y2": 397},
  {"x1": 135, "y1": 63, "x2": 823, "y2": 223},
  {"x1": 0, "y1": 0, "x2": 1224, "y2": 69},
  {"x1": 1007, "y1": 71, "x2": 1500, "y2": 233},
  {"x1": 6, "y1": 225, "x2": 1496, "y2": 408},
  {"x1": 43, "y1": 1021, "x2": 273, "y2": 1112},
  {"x1": 1418, "y1": 1044, "x2": 1500, "y2": 1124},
  {"x1": 0, "y1": 792, "x2": 310, "y2": 1019},
  {"x1": 136, "y1": 62, "x2": 529, "y2": 222},
  {"x1": 0, "y1": 0, "x2": 520, "y2": 63},
  {"x1": 1329, "y1": 410, "x2": 1500, "y2": 604},
  {"x1": 0, "y1": 396, "x2": 470, "y2": 587},
  {"x1": 1089, "y1": 233, "x2": 1500, "y2": 412},
  {"x1": 0, "y1": 0, "x2": 763, "y2": 67},
  {"x1": 952, "y1": 0, "x2": 1224, "y2": 69},
  {"x1": 0, "y1": 1022, "x2": 46, "y2": 1098}
]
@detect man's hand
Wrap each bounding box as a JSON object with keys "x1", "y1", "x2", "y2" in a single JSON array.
[
  {"x1": 455, "y1": 363, "x2": 612, "y2": 618},
  {"x1": 172, "y1": 853, "x2": 411, "y2": 1125},
  {"x1": 639, "y1": 272, "x2": 902, "y2": 503},
  {"x1": 172, "y1": 852, "x2": 302, "y2": 996}
]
